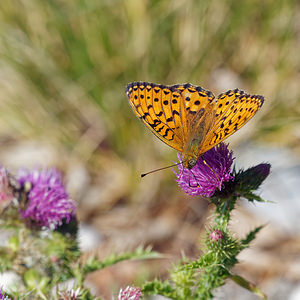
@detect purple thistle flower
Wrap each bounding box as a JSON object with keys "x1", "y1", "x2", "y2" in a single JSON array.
[
  {"x1": 17, "y1": 168, "x2": 76, "y2": 229},
  {"x1": 118, "y1": 286, "x2": 142, "y2": 300},
  {"x1": 174, "y1": 143, "x2": 234, "y2": 197}
]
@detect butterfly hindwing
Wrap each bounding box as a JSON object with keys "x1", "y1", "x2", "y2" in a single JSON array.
[
  {"x1": 201, "y1": 89, "x2": 264, "y2": 152},
  {"x1": 126, "y1": 82, "x2": 186, "y2": 151}
]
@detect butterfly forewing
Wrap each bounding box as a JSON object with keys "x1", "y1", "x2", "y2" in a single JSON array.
[
  {"x1": 126, "y1": 82, "x2": 186, "y2": 151},
  {"x1": 201, "y1": 89, "x2": 264, "y2": 152}
]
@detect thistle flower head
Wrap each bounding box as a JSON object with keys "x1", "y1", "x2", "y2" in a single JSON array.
[
  {"x1": 209, "y1": 229, "x2": 225, "y2": 242},
  {"x1": 17, "y1": 168, "x2": 76, "y2": 229},
  {"x1": 174, "y1": 143, "x2": 234, "y2": 197},
  {"x1": 118, "y1": 286, "x2": 142, "y2": 300}
]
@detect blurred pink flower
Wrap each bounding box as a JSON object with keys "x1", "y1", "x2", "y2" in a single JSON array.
[
  {"x1": 118, "y1": 286, "x2": 142, "y2": 300},
  {"x1": 209, "y1": 229, "x2": 224, "y2": 242},
  {"x1": 17, "y1": 168, "x2": 76, "y2": 229}
]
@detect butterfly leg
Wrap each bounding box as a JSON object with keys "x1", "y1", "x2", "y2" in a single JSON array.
[
  {"x1": 200, "y1": 155, "x2": 221, "y2": 189},
  {"x1": 188, "y1": 169, "x2": 200, "y2": 188}
]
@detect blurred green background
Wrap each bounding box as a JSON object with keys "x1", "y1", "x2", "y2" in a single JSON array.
[
  {"x1": 0, "y1": 0, "x2": 299, "y2": 159},
  {"x1": 0, "y1": 0, "x2": 300, "y2": 297}
]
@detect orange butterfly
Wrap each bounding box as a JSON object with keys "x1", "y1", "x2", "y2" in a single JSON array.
[{"x1": 126, "y1": 82, "x2": 264, "y2": 170}]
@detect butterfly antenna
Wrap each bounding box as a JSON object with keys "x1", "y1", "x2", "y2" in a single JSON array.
[
  {"x1": 200, "y1": 155, "x2": 221, "y2": 189},
  {"x1": 141, "y1": 161, "x2": 183, "y2": 178}
]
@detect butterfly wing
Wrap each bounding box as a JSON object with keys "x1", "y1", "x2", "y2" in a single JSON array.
[
  {"x1": 126, "y1": 82, "x2": 187, "y2": 151},
  {"x1": 126, "y1": 82, "x2": 264, "y2": 159},
  {"x1": 200, "y1": 89, "x2": 264, "y2": 153}
]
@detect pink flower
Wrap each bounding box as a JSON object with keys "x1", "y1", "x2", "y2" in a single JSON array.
[
  {"x1": 118, "y1": 286, "x2": 142, "y2": 300},
  {"x1": 17, "y1": 168, "x2": 76, "y2": 229},
  {"x1": 58, "y1": 287, "x2": 81, "y2": 299},
  {"x1": 209, "y1": 229, "x2": 224, "y2": 242},
  {"x1": 174, "y1": 143, "x2": 234, "y2": 197}
]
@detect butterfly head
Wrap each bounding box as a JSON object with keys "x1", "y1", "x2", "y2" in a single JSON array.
[{"x1": 183, "y1": 155, "x2": 198, "y2": 170}]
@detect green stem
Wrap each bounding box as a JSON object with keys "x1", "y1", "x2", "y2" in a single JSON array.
[{"x1": 214, "y1": 196, "x2": 238, "y2": 226}]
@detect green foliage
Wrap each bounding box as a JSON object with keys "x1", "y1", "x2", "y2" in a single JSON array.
[
  {"x1": 234, "y1": 164, "x2": 271, "y2": 193},
  {"x1": 0, "y1": 197, "x2": 267, "y2": 299},
  {"x1": 142, "y1": 222, "x2": 262, "y2": 299},
  {"x1": 143, "y1": 280, "x2": 176, "y2": 299},
  {"x1": 230, "y1": 275, "x2": 267, "y2": 299},
  {"x1": 0, "y1": 248, "x2": 12, "y2": 271},
  {"x1": 0, "y1": 224, "x2": 77, "y2": 295},
  {"x1": 24, "y1": 269, "x2": 50, "y2": 297},
  {"x1": 82, "y1": 246, "x2": 160, "y2": 275},
  {"x1": 0, "y1": 216, "x2": 158, "y2": 299},
  {"x1": 142, "y1": 162, "x2": 269, "y2": 300}
]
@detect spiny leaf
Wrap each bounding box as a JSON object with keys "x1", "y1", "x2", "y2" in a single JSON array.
[
  {"x1": 241, "y1": 225, "x2": 265, "y2": 246},
  {"x1": 82, "y1": 246, "x2": 161, "y2": 275}
]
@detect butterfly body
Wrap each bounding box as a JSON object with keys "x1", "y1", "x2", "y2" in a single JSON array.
[
  {"x1": 126, "y1": 82, "x2": 264, "y2": 169},
  {"x1": 182, "y1": 104, "x2": 217, "y2": 169}
]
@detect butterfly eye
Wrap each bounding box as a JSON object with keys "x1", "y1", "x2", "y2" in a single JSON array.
[{"x1": 188, "y1": 158, "x2": 197, "y2": 169}]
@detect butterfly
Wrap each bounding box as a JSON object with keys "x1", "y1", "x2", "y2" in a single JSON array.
[{"x1": 126, "y1": 82, "x2": 264, "y2": 170}]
